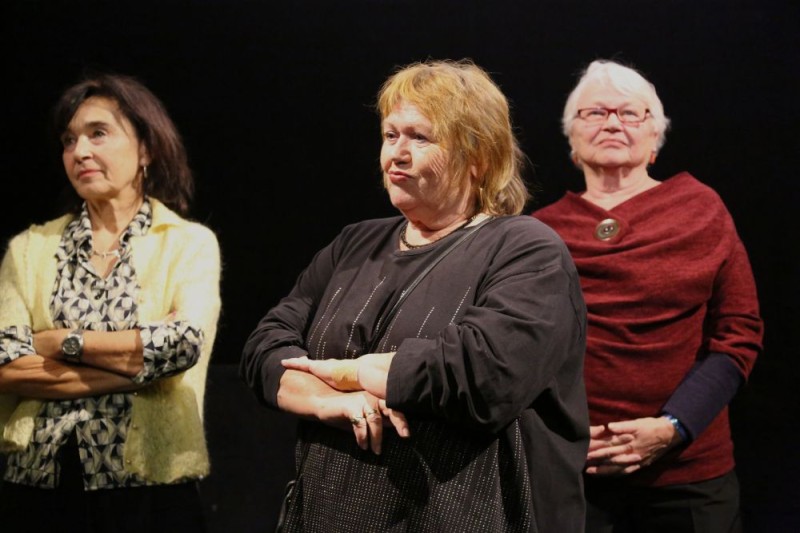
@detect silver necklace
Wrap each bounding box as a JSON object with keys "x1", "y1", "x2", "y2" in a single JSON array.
[{"x1": 91, "y1": 248, "x2": 121, "y2": 259}]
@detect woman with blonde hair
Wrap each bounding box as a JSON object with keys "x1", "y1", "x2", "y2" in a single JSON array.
[{"x1": 242, "y1": 60, "x2": 589, "y2": 532}]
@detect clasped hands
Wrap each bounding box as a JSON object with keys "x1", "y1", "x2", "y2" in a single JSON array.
[
  {"x1": 281, "y1": 353, "x2": 409, "y2": 455},
  {"x1": 586, "y1": 416, "x2": 683, "y2": 476}
]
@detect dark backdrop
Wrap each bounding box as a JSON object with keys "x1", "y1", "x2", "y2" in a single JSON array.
[{"x1": 2, "y1": 1, "x2": 798, "y2": 531}]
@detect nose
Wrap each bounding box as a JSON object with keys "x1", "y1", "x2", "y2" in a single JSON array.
[
  {"x1": 387, "y1": 136, "x2": 411, "y2": 164},
  {"x1": 72, "y1": 135, "x2": 92, "y2": 161},
  {"x1": 603, "y1": 112, "x2": 623, "y2": 129}
]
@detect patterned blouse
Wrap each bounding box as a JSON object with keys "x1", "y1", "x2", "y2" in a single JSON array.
[{"x1": 0, "y1": 200, "x2": 204, "y2": 490}]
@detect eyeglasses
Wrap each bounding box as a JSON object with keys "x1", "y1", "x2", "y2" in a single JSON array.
[{"x1": 576, "y1": 107, "x2": 650, "y2": 124}]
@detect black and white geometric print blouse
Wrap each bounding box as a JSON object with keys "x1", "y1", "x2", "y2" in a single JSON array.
[{"x1": 0, "y1": 200, "x2": 204, "y2": 490}]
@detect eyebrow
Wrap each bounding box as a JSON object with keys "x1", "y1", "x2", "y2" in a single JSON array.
[
  {"x1": 584, "y1": 101, "x2": 643, "y2": 108},
  {"x1": 62, "y1": 119, "x2": 114, "y2": 137},
  {"x1": 382, "y1": 120, "x2": 432, "y2": 132},
  {"x1": 74, "y1": 119, "x2": 112, "y2": 130}
]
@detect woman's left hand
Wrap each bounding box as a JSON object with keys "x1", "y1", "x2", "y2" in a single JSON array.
[
  {"x1": 346, "y1": 397, "x2": 412, "y2": 454},
  {"x1": 585, "y1": 416, "x2": 682, "y2": 476},
  {"x1": 356, "y1": 352, "x2": 394, "y2": 398},
  {"x1": 312, "y1": 391, "x2": 410, "y2": 454}
]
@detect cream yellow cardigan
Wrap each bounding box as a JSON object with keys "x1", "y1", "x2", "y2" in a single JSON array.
[{"x1": 0, "y1": 199, "x2": 221, "y2": 483}]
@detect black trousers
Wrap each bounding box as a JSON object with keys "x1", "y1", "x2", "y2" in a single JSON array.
[
  {"x1": 0, "y1": 438, "x2": 208, "y2": 533},
  {"x1": 584, "y1": 470, "x2": 742, "y2": 533}
]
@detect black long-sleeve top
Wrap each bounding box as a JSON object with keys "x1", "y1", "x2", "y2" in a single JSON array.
[{"x1": 242, "y1": 215, "x2": 589, "y2": 533}]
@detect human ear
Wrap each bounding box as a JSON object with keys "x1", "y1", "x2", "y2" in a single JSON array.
[
  {"x1": 570, "y1": 150, "x2": 583, "y2": 170},
  {"x1": 138, "y1": 144, "x2": 151, "y2": 168}
]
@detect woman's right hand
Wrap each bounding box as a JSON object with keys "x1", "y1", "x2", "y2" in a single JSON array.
[
  {"x1": 315, "y1": 391, "x2": 410, "y2": 454},
  {"x1": 585, "y1": 417, "x2": 679, "y2": 475},
  {"x1": 282, "y1": 356, "x2": 359, "y2": 391},
  {"x1": 32, "y1": 329, "x2": 69, "y2": 358}
]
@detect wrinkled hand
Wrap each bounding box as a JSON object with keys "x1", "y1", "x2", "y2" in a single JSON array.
[
  {"x1": 32, "y1": 329, "x2": 70, "y2": 359},
  {"x1": 585, "y1": 417, "x2": 681, "y2": 476},
  {"x1": 315, "y1": 391, "x2": 410, "y2": 454},
  {"x1": 282, "y1": 355, "x2": 408, "y2": 453},
  {"x1": 355, "y1": 352, "x2": 393, "y2": 398},
  {"x1": 282, "y1": 352, "x2": 395, "y2": 398},
  {"x1": 282, "y1": 356, "x2": 355, "y2": 390}
]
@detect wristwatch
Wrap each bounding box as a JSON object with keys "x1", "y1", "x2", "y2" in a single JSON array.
[
  {"x1": 662, "y1": 413, "x2": 689, "y2": 442},
  {"x1": 61, "y1": 329, "x2": 84, "y2": 363}
]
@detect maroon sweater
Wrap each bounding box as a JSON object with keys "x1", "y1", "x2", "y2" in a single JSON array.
[{"x1": 534, "y1": 172, "x2": 763, "y2": 486}]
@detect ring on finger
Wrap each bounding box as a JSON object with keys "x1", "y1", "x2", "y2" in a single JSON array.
[
  {"x1": 364, "y1": 408, "x2": 379, "y2": 417},
  {"x1": 350, "y1": 415, "x2": 365, "y2": 425}
]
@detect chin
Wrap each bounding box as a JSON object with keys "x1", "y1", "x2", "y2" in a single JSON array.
[
  {"x1": 592, "y1": 156, "x2": 633, "y2": 168},
  {"x1": 390, "y1": 200, "x2": 416, "y2": 215},
  {"x1": 388, "y1": 188, "x2": 417, "y2": 209}
]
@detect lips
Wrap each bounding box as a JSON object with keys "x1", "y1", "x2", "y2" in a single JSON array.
[
  {"x1": 77, "y1": 168, "x2": 100, "y2": 179},
  {"x1": 387, "y1": 170, "x2": 412, "y2": 184},
  {"x1": 597, "y1": 138, "x2": 627, "y2": 147}
]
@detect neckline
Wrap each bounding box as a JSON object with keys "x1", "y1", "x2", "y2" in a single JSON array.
[
  {"x1": 569, "y1": 173, "x2": 688, "y2": 214},
  {"x1": 395, "y1": 214, "x2": 493, "y2": 255},
  {"x1": 399, "y1": 214, "x2": 478, "y2": 250}
]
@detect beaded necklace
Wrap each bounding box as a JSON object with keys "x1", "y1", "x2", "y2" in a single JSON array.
[{"x1": 399, "y1": 214, "x2": 477, "y2": 250}]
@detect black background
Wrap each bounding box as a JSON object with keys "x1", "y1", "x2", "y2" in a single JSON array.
[{"x1": 2, "y1": 1, "x2": 798, "y2": 531}]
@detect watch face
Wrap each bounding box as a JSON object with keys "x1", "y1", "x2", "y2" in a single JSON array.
[{"x1": 64, "y1": 336, "x2": 81, "y2": 355}]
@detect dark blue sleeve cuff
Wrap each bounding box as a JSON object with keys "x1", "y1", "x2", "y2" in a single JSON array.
[{"x1": 661, "y1": 352, "x2": 744, "y2": 441}]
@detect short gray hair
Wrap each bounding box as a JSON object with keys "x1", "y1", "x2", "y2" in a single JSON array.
[{"x1": 562, "y1": 60, "x2": 671, "y2": 152}]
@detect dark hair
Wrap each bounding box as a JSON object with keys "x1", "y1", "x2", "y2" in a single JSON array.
[{"x1": 54, "y1": 73, "x2": 194, "y2": 215}]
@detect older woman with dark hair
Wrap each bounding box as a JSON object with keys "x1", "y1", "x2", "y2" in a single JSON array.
[
  {"x1": 0, "y1": 74, "x2": 221, "y2": 532},
  {"x1": 242, "y1": 59, "x2": 589, "y2": 532},
  {"x1": 534, "y1": 60, "x2": 763, "y2": 532}
]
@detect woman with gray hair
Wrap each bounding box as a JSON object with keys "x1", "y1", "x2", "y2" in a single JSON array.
[{"x1": 534, "y1": 59, "x2": 763, "y2": 532}]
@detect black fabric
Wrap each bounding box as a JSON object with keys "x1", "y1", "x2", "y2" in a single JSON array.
[
  {"x1": 275, "y1": 218, "x2": 490, "y2": 533},
  {"x1": 367, "y1": 216, "x2": 493, "y2": 353},
  {"x1": 242, "y1": 215, "x2": 589, "y2": 533},
  {"x1": 0, "y1": 439, "x2": 207, "y2": 533},
  {"x1": 585, "y1": 470, "x2": 743, "y2": 533},
  {"x1": 274, "y1": 479, "x2": 296, "y2": 533}
]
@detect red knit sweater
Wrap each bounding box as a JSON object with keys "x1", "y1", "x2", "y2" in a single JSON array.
[{"x1": 534, "y1": 172, "x2": 763, "y2": 486}]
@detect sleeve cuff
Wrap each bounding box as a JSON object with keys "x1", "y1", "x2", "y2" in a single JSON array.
[
  {"x1": 0, "y1": 325, "x2": 36, "y2": 365},
  {"x1": 661, "y1": 352, "x2": 744, "y2": 441},
  {"x1": 135, "y1": 320, "x2": 205, "y2": 383},
  {"x1": 662, "y1": 412, "x2": 689, "y2": 442}
]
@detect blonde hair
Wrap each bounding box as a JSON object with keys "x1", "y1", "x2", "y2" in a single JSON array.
[
  {"x1": 562, "y1": 59, "x2": 671, "y2": 151},
  {"x1": 377, "y1": 59, "x2": 529, "y2": 216}
]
